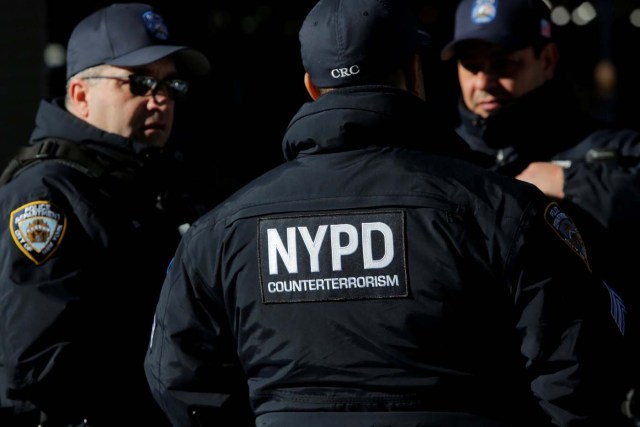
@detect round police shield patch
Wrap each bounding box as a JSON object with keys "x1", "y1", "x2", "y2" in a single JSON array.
[
  {"x1": 544, "y1": 202, "x2": 590, "y2": 271},
  {"x1": 10, "y1": 200, "x2": 67, "y2": 265}
]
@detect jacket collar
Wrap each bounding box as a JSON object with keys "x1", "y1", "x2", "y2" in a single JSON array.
[
  {"x1": 456, "y1": 77, "x2": 595, "y2": 159},
  {"x1": 29, "y1": 98, "x2": 156, "y2": 157},
  {"x1": 282, "y1": 85, "x2": 471, "y2": 161}
]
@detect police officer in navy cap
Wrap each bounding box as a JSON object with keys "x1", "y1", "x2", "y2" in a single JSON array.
[
  {"x1": 442, "y1": 2, "x2": 640, "y2": 420},
  {"x1": 144, "y1": 0, "x2": 627, "y2": 425},
  {"x1": 0, "y1": 3, "x2": 209, "y2": 426}
]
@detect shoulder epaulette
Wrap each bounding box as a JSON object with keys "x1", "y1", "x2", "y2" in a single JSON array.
[{"x1": 0, "y1": 138, "x2": 107, "y2": 186}]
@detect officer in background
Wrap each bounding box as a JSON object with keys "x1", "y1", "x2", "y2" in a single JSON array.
[
  {"x1": 442, "y1": 0, "x2": 640, "y2": 334},
  {"x1": 144, "y1": 0, "x2": 627, "y2": 425},
  {"x1": 0, "y1": 3, "x2": 209, "y2": 426},
  {"x1": 441, "y1": 1, "x2": 640, "y2": 418}
]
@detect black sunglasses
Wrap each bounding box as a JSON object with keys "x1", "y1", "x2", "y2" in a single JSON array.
[{"x1": 82, "y1": 74, "x2": 189, "y2": 100}]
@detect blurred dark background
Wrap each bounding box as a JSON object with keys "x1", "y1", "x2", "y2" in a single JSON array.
[{"x1": 1, "y1": 0, "x2": 639, "y2": 209}]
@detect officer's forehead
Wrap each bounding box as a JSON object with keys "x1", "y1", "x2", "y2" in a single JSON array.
[{"x1": 455, "y1": 40, "x2": 523, "y2": 61}]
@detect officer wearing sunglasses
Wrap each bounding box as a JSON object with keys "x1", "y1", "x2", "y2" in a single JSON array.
[
  {"x1": 82, "y1": 74, "x2": 189, "y2": 101},
  {"x1": 0, "y1": 3, "x2": 209, "y2": 427}
]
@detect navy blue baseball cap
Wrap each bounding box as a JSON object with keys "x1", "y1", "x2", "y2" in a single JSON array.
[
  {"x1": 441, "y1": 0, "x2": 552, "y2": 61},
  {"x1": 66, "y1": 3, "x2": 210, "y2": 80},
  {"x1": 299, "y1": 0, "x2": 430, "y2": 89}
]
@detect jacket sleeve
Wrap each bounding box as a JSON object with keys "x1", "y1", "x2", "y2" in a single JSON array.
[
  {"x1": 144, "y1": 226, "x2": 252, "y2": 427},
  {"x1": 508, "y1": 201, "x2": 629, "y2": 426},
  {"x1": 562, "y1": 128, "x2": 640, "y2": 229},
  {"x1": 0, "y1": 189, "x2": 102, "y2": 422}
]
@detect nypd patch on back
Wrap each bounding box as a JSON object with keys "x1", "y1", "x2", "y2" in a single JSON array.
[
  {"x1": 258, "y1": 210, "x2": 408, "y2": 304},
  {"x1": 544, "y1": 202, "x2": 590, "y2": 271},
  {"x1": 10, "y1": 200, "x2": 67, "y2": 265}
]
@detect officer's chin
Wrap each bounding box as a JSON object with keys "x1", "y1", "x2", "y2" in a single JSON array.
[{"x1": 141, "y1": 130, "x2": 169, "y2": 148}]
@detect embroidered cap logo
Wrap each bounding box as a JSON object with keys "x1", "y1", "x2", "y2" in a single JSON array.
[
  {"x1": 142, "y1": 11, "x2": 170, "y2": 41},
  {"x1": 471, "y1": 0, "x2": 498, "y2": 24}
]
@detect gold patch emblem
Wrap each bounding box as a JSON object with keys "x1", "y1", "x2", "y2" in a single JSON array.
[
  {"x1": 10, "y1": 200, "x2": 67, "y2": 265},
  {"x1": 544, "y1": 202, "x2": 590, "y2": 271}
]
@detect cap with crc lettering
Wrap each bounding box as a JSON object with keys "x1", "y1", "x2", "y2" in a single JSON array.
[{"x1": 299, "y1": 0, "x2": 430, "y2": 88}]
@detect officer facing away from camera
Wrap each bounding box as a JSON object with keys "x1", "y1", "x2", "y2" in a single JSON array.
[{"x1": 144, "y1": 0, "x2": 628, "y2": 425}]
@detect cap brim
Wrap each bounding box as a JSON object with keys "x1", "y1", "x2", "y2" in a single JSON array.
[
  {"x1": 107, "y1": 45, "x2": 210, "y2": 76},
  {"x1": 440, "y1": 34, "x2": 526, "y2": 61},
  {"x1": 440, "y1": 40, "x2": 459, "y2": 61}
]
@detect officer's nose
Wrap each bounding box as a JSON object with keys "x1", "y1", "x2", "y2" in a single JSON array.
[
  {"x1": 474, "y1": 70, "x2": 497, "y2": 90},
  {"x1": 149, "y1": 87, "x2": 171, "y2": 106}
]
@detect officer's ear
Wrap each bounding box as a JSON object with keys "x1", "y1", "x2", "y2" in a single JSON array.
[
  {"x1": 540, "y1": 41, "x2": 560, "y2": 81},
  {"x1": 66, "y1": 77, "x2": 91, "y2": 118},
  {"x1": 304, "y1": 72, "x2": 321, "y2": 101}
]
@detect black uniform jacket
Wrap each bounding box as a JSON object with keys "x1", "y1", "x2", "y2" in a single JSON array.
[
  {"x1": 0, "y1": 98, "x2": 180, "y2": 426},
  {"x1": 455, "y1": 78, "x2": 640, "y2": 318},
  {"x1": 144, "y1": 86, "x2": 627, "y2": 427}
]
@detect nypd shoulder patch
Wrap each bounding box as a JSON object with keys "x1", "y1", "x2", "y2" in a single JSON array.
[
  {"x1": 10, "y1": 200, "x2": 67, "y2": 265},
  {"x1": 544, "y1": 202, "x2": 590, "y2": 271}
]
